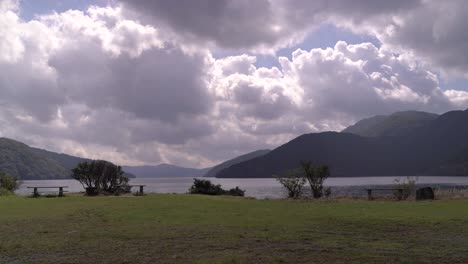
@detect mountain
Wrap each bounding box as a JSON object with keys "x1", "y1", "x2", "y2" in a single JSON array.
[
  {"x1": 33, "y1": 148, "x2": 136, "y2": 178},
  {"x1": 0, "y1": 138, "x2": 70, "y2": 180},
  {"x1": 217, "y1": 109, "x2": 468, "y2": 178},
  {"x1": 32, "y1": 148, "x2": 90, "y2": 171},
  {"x1": 204, "y1": 149, "x2": 270, "y2": 177},
  {"x1": 123, "y1": 164, "x2": 210, "y2": 178},
  {"x1": 0, "y1": 138, "x2": 136, "y2": 179},
  {"x1": 342, "y1": 111, "x2": 439, "y2": 137},
  {"x1": 1, "y1": 137, "x2": 204, "y2": 180}
]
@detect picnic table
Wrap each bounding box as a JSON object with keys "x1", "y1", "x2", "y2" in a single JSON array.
[
  {"x1": 365, "y1": 188, "x2": 405, "y2": 201},
  {"x1": 114, "y1": 184, "x2": 146, "y2": 195},
  {"x1": 129, "y1": 185, "x2": 146, "y2": 195},
  {"x1": 27, "y1": 186, "x2": 69, "y2": 197}
]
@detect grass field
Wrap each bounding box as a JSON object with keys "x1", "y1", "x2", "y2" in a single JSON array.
[{"x1": 1, "y1": 195, "x2": 468, "y2": 264}]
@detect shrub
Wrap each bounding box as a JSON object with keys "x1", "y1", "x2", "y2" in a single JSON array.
[
  {"x1": 0, "y1": 188, "x2": 13, "y2": 196},
  {"x1": 226, "y1": 187, "x2": 245, "y2": 197},
  {"x1": 72, "y1": 160, "x2": 130, "y2": 195},
  {"x1": 0, "y1": 172, "x2": 20, "y2": 195},
  {"x1": 188, "y1": 179, "x2": 245, "y2": 196},
  {"x1": 301, "y1": 161, "x2": 330, "y2": 199},
  {"x1": 189, "y1": 179, "x2": 224, "y2": 195},
  {"x1": 276, "y1": 169, "x2": 306, "y2": 199},
  {"x1": 393, "y1": 176, "x2": 418, "y2": 200},
  {"x1": 324, "y1": 187, "x2": 332, "y2": 198}
]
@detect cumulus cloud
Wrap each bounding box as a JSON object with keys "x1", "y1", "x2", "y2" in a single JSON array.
[
  {"x1": 120, "y1": 0, "x2": 468, "y2": 76},
  {"x1": 0, "y1": 2, "x2": 216, "y2": 166},
  {"x1": 370, "y1": 0, "x2": 468, "y2": 76},
  {"x1": 212, "y1": 42, "x2": 455, "y2": 133},
  {"x1": 119, "y1": 0, "x2": 420, "y2": 52},
  {"x1": 119, "y1": 0, "x2": 295, "y2": 52},
  {"x1": 1, "y1": 0, "x2": 468, "y2": 168}
]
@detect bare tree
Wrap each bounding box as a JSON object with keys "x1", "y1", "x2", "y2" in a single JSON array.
[
  {"x1": 301, "y1": 161, "x2": 330, "y2": 199},
  {"x1": 276, "y1": 169, "x2": 306, "y2": 199}
]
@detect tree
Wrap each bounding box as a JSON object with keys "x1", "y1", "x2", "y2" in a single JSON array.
[
  {"x1": 72, "y1": 160, "x2": 129, "y2": 195},
  {"x1": 301, "y1": 161, "x2": 330, "y2": 198},
  {"x1": 0, "y1": 172, "x2": 20, "y2": 195},
  {"x1": 276, "y1": 169, "x2": 306, "y2": 199}
]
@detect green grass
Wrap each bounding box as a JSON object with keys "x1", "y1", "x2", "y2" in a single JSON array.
[{"x1": 1, "y1": 195, "x2": 468, "y2": 263}]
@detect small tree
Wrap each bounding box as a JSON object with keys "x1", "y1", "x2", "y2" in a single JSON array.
[
  {"x1": 301, "y1": 161, "x2": 330, "y2": 199},
  {"x1": 393, "y1": 176, "x2": 418, "y2": 200},
  {"x1": 0, "y1": 172, "x2": 20, "y2": 195},
  {"x1": 188, "y1": 179, "x2": 245, "y2": 196},
  {"x1": 72, "y1": 160, "x2": 129, "y2": 195},
  {"x1": 276, "y1": 169, "x2": 306, "y2": 199}
]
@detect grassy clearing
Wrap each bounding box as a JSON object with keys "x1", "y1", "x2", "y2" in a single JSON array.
[{"x1": 0, "y1": 195, "x2": 467, "y2": 264}]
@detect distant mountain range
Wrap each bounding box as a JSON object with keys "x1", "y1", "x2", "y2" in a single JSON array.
[
  {"x1": 0, "y1": 137, "x2": 269, "y2": 179},
  {"x1": 2, "y1": 109, "x2": 468, "y2": 180},
  {"x1": 217, "y1": 109, "x2": 468, "y2": 178},
  {"x1": 203, "y1": 149, "x2": 270, "y2": 177},
  {"x1": 122, "y1": 164, "x2": 210, "y2": 178},
  {"x1": 121, "y1": 149, "x2": 271, "y2": 178}
]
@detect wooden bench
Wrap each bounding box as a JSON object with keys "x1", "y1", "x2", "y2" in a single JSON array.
[
  {"x1": 114, "y1": 185, "x2": 146, "y2": 195},
  {"x1": 365, "y1": 188, "x2": 405, "y2": 201},
  {"x1": 129, "y1": 185, "x2": 146, "y2": 195},
  {"x1": 27, "y1": 186, "x2": 69, "y2": 197}
]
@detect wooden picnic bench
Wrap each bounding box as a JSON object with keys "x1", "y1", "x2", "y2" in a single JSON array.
[
  {"x1": 365, "y1": 188, "x2": 405, "y2": 201},
  {"x1": 114, "y1": 185, "x2": 146, "y2": 195},
  {"x1": 27, "y1": 186, "x2": 69, "y2": 197},
  {"x1": 129, "y1": 185, "x2": 146, "y2": 195}
]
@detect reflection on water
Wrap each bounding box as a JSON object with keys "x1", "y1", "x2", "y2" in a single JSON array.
[{"x1": 16, "y1": 176, "x2": 468, "y2": 199}]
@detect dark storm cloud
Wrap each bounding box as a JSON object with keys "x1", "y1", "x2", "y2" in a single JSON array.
[
  {"x1": 120, "y1": 0, "x2": 284, "y2": 49},
  {"x1": 120, "y1": 0, "x2": 421, "y2": 51},
  {"x1": 50, "y1": 41, "x2": 213, "y2": 123}
]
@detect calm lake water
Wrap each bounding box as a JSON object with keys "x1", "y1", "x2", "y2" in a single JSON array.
[{"x1": 16, "y1": 176, "x2": 468, "y2": 199}]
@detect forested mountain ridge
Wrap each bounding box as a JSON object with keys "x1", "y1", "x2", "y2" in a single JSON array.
[
  {"x1": 204, "y1": 149, "x2": 270, "y2": 177},
  {"x1": 217, "y1": 109, "x2": 468, "y2": 178},
  {"x1": 342, "y1": 111, "x2": 439, "y2": 137},
  {"x1": 0, "y1": 138, "x2": 70, "y2": 180}
]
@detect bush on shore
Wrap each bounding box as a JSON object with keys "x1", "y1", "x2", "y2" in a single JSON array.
[
  {"x1": 0, "y1": 172, "x2": 20, "y2": 196},
  {"x1": 393, "y1": 176, "x2": 418, "y2": 200},
  {"x1": 276, "y1": 161, "x2": 331, "y2": 199},
  {"x1": 275, "y1": 169, "x2": 306, "y2": 199},
  {"x1": 189, "y1": 179, "x2": 245, "y2": 196}
]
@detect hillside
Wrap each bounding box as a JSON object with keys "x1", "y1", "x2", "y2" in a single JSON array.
[
  {"x1": 342, "y1": 111, "x2": 439, "y2": 137},
  {"x1": 32, "y1": 148, "x2": 90, "y2": 171},
  {"x1": 0, "y1": 138, "x2": 70, "y2": 180},
  {"x1": 217, "y1": 109, "x2": 468, "y2": 178},
  {"x1": 204, "y1": 149, "x2": 270, "y2": 177},
  {"x1": 123, "y1": 164, "x2": 210, "y2": 178},
  {"x1": 33, "y1": 148, "x2": 135, "y2": 178},
  {"x1": 0, "y1": 138, "x2": 137, "y2": 180}
]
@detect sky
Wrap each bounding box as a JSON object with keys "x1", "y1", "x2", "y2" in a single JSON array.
[{"x1": 1, "y1": 0, "x2": 468, "y2": 168}]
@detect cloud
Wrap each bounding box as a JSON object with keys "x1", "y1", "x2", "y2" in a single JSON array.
[
  {"x1": 369, "y1": 0, "x2": 468, "y2": 76},
  {"x1": 119, "y1": 0, "x2": 295, "y2": 52},
  {"x1": 0, "y1": 2, "x2": 216, "y2": 166},
  {"x1": 212, "y1": 42, "x2": 455, "y2": 132},
  {"x1": 1, "y1": 1, "x2": 468, "y2": 168},
  {"x1": 118, "y1": 0, "x2": 420, "y2": 52},
  {"x1": 120, "y1": 0, "x2": 468, "y2": 76}
]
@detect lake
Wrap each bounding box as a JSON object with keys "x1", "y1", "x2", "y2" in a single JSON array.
[{"x1": 15, "y1": 176, "x2": 468, "y2": 199}]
